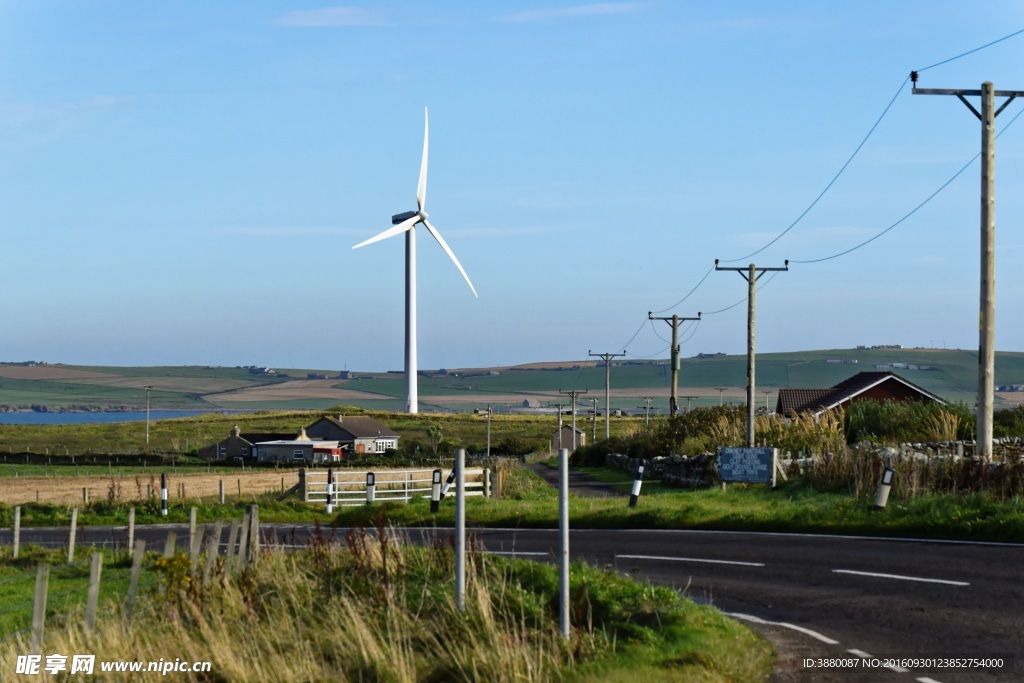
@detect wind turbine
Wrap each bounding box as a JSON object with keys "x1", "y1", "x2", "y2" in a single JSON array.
[{"x1": 353, "y1": 108, "x2": 477, "y2": 414}]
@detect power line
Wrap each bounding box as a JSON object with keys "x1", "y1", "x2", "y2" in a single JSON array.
[
  {"x1": 916, "y1": 27, "x2": 1024, "y2": 73},
  {"x1": 720, "y1": 76, "x2": 909, "y2": 264},
  {"x1": 792, "y1": 103, "x2": 1024, "y2": 265}
]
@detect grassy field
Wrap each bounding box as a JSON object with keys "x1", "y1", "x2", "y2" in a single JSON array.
[{"x1": 5, "y1": 348, "x2": 1024, "y2": 412}]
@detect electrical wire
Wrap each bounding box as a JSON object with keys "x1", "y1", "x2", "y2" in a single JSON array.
[
  {"x1": 792, "y1": 104, "x2": 1024, "y2": 264},
  {"x1": 648, "y1": 266, "x2": 714, "y2": 315},
  {"x1": 701, "y1": 270, "x2": 783, "y2": 316},
  {"x1": 720, "y1": 26, "x2": 1024, "y2": 264},
  {"x1": 916, "y1": 27, "x2": 1024, "y2": 73},
  {"x1": 720, "y1": 76, "x2": 910, "y2": 264}
]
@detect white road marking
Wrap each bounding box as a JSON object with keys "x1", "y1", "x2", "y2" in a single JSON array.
[
  {"x1": 725, "y1": 612, "x2": 840, "y2": 644},
  {"x1": 833, "y1": 569, "x2": 969, "y2": 586},
  {"x1": 848, "y1": 649, "x2": 910, "y2": 673},
  {"x1": 917, "y1": 678, "x2": 943, "y2": 683},
  {"x1": 617, "y1": 553, "x2": 764, "y2": 567}
]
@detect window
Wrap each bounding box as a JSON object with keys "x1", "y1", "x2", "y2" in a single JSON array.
[{"x1": 293, "y1": 449, "x2": 305, "y2": 460}]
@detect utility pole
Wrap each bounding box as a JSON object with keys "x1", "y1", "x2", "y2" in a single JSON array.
[
  {"x1": 714, "y1": 387, "x2": 727, "y2": 406},
  {"x1": 912, "y1": 75, "x2": 1023, "y2": 461},
  {"x1": 640, "y1": 397, "x2": 654, "y2": 426},
  {"x1": 589, "y1": 350, "x2": 625, "y2": 440},
  {"x1": 144, "y1": 385, "x2": 153, "y2": 446},
  {"x1": 715, "y1": 260, "x2": 789, "y2": 447},
  {"x1": 559, "y1": 390, "x2": 587, "y2": 450},
  {"x1": 588, "y1": 397, "x2": 599, "y2": 442},
  {"x1": 681, "y1": 396, "x2": 698, "y2": 413},
  {"x1": 555, "y1": 403, "x2": 563, "y2": 451},
  {"x1": 648, "y1": 312, "x2": 701, "y2": 417},
  {"x1": 485, "y1": 404, "x2": 492, "y2": 458}
]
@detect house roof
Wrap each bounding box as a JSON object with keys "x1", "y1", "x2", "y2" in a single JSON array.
[
  {"x1": 311, "y1": 415, "x2": 400, "y2": 439},
  {"x1": 777, "y1": 371, "x2": 946, "y2": 416}
]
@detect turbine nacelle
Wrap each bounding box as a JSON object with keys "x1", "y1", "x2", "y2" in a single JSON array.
[{"x1": 391, "y1": 210, "x2": 419, "y2": 225}]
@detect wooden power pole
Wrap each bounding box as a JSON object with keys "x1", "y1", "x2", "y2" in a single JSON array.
[
  {"x1": 589, "y1": 350, "x2": 625, "y2": 440},
  {"x1": 912, "y1": 76, "x2": 1023, "y2": 461},
  {"x1": 648, "y1": 312, "x2": 701, "y2": 417},
  {"x1": 715, "y1": 260, "x2": 788, "y2": 447}
]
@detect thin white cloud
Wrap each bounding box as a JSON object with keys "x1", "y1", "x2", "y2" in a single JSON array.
[
  {"x1": 277, "y1": 6, "x2": 387, "y2": 27},
  {"x1": 498, "y1": 2, "x2": 648, "y2": 23}
]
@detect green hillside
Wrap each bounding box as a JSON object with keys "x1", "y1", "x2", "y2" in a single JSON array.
[{"x1": 2, "y1": 348, "x2": 1023, "y2": 413}]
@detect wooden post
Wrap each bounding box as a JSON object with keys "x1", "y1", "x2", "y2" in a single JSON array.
[
  {"x1": 236, "y1": 513, "x2": 251, "y2": 568},
  {"x1": 124, "y1": 539, "x2": 146, "y2": 625},
  {"x1": 68, "y1": 508, "x2": 78, "y2": 564},
  {"x1": 248, "y1": 505, "x2": 260, "y2": 560},
  {"x1": 299, "y1": 468, "x2": 307, "y2": 501},
  {"x1": 189, "y1": 507, "x2": 197, "y2": 551},
  {"x1": 484, "y1": 468, "x2": 491, "y2": 498},
  {"x1": 82, "y1": 487, "x2": 88, "y2": 504},
  {"x1": 127, "y1": 507, "x2": 135, "y2": 554},
  {"x1": 226, "y1": 519, "x2": 240, "y2": 566},
  {"x1": 219, "y1": 479, "x2": 224, "y2": 504},
  {"x1": 190, "y1": 524, "x2": 205, "y2": 567},
  {"x1": 237, "y1": 479, "x2": 241, "y2": 498},
  {"x1": 13, "y1": 506, "x2": 20, "y2": 559},
  {"x1": 85, "y1": 552, "x2": 103, "y2": 631},
  {"x1": 30, "y1": 563, "x2": 50, "y2": 654},
  {"x1": 163, "y1": 531, "x2": 177, "y2": 557},
  {"x1": 203, "y1": 520, "x2": 223, "y2": 587}
]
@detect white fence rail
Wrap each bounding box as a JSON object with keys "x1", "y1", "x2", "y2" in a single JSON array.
[{"x1": 303, "y1": 468, "x2": 490, "y2": 507}]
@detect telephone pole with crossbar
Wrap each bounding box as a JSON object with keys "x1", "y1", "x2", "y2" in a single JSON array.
[
  {"x1": 912, "y1": 75, "x2": 1023, "y2": 461},
  {"x1": 648, "y1": 312, "x2": 701, "y2": 417}
]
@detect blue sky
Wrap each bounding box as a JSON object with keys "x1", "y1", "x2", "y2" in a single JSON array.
[{"x1": 2, "y1": 1, "x2": 1024, "y2": 371}]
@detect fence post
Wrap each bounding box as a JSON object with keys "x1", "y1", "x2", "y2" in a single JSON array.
[
  {"x1": 366, "y1": 472, "x2": 376, "y2": 505},
  {"x1": 190, "y1": 524, "x2": 205, "y2": 567},
  {"x1": 299, "y1": 468, "x2": 307, "y2": 501},
  {"x1": 124, "y1": 539, "x2": 146, "y2": 625},
  {"x1": 219, "y1": 480, "x2": 224, "y2": 504},
  {"x1": 68, "y1": 508, "x2": 78, "y2": 564},
  {"x1": 236, "y1": 513, "x2": 251, "y2": 569},
  {"x1": 85, "y1": 552, "x2": 103, "y2": 631},
  {"x1": 484, "y1": 468, "x2": 491, "y2": 498},
  {"x1": 30, "y1": 563, "x2": 50, "y2": 654},
  {"x1": 247, "y1": 504, "x2": 260, "y2": 561},
  {"x1": 13, "y1": 506, "x2": 20, "y2": 559},
  {"x1": 204, "y1": 519, "x2": 223, "y2": 587},
  {"x1": 405, "y1": 470, "x2": 410, "y2": 503},
  {"x1": 163, "y1": 531, "x2": 177, "y2": 557},
  {"x1": 127, "y1": 507, "x2": 135, "y2": 554},
  {"x1": 226, "y1": 519, "x2": 240, "y2": 565},
  {"x1": 82, "y1": 487, "x2": 88, "y2": 504},
  {"x1": 189, "y1": 507, "x2": 197, "y2": 551}
]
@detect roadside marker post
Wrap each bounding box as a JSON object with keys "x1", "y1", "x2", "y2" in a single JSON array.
[
  {"x1": 874, "y1": 467, "x2": 895, "y2": 509},
  {"x1": 628, "y1": 463, "x2": 645, "y2": 508},
  {"x1": 366, "y1": 472, "x2": 375, "y2": 505},
  {"x1": 439, "y1": 468, "x2": 456, "y2": 500},
  {"x1": 430, "y1": 469, "x2": 442, "y2": 513},
  {"x1": 160, "y1": 473, "x2": 168, "y2": 517},
  {"x1": 326, "y1": 469, "x2": 334, "y2": 514}
]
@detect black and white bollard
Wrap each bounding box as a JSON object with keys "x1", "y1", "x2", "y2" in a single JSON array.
[
  {"x1": 628, "y1": 462, "x2": 645, "y2": 508},
  {"x1": 366, "y1": 472, "x2": 375, "y2": 505},
  {"x1": 439, "y1": 468, "x2": 456, "y2": 500},
  {"x1": 874, "y1": 467, "x2": 895, "y2": 509},
  {"x1": 160, "y1": 473, "x2": 168, "y2": 517},
  {"x1": 326, "y1": 468, "x2": 334, "y2": 514},
  {"x1": 430, "y1": 469, "x2": 442, "y2": 513}
]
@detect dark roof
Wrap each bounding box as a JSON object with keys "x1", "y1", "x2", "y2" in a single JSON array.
[
  {"x1": 776, "y1": 371, "x2": 945, "y2": 416},
  {"x1": 238, "y1": 432, "x2": 293, "y2": 444},
  {"x1": 310, "y1": 416, "x2": 400, "y2": 439}
]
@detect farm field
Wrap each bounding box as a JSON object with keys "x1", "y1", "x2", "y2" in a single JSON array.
[{"x1": 4, "y1": 347, "x2": 1024, "y2": 413}]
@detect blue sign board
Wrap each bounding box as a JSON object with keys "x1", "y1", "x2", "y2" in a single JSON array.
[{"x1": 718, "y1": 447, "x2": 777, "y2": 486}]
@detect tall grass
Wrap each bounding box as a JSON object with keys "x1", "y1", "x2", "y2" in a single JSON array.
[{"x1": 0, "y1": 524, "x2": 772, "y2": 682}]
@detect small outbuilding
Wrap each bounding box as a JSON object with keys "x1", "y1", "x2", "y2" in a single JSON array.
[{"x1": 551, "y1": 424, "x2": 587, "y2": 453}]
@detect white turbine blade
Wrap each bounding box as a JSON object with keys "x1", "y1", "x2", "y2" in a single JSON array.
[
  {"x1": 417, "y1": 107, "x2": 428, "y2": 211},
  {"x1": 352, "y1": 214, "x2": 419, "y2": 250},
  {"x1": 423, "y1": 218, "x2": 477, "y2": 297}
]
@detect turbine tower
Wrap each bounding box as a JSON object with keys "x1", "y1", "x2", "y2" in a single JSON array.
[{"x1": 353, "y1": 108, "x2": 477, "y2": 414}]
